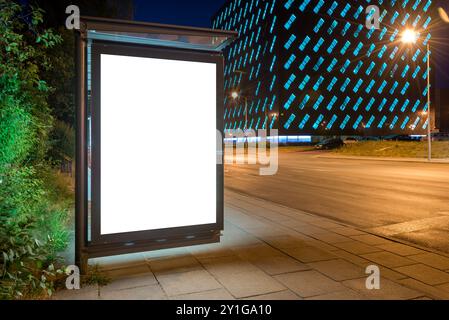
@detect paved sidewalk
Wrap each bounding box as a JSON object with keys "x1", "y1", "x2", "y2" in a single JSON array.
[{"x1": 55, "y1": 191, "x2": 449, "y2": 300}]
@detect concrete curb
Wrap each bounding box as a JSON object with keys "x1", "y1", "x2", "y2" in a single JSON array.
[{"x1": 317, "y1": 154, "x2": 449, "y2": 164}]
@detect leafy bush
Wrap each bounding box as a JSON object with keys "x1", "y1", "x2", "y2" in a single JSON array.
[
  {"x1": 0, "y1": 1, "x2": 71, "y2": 299},
  {"x1": 48, "y1": 120, "x2": 75, "y2": 166}
]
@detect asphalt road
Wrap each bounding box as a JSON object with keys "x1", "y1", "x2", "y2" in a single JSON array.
[{"x1": 224, "y1": 151, "x2": 449, "y2": 253}]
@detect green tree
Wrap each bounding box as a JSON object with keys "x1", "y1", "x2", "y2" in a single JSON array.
[{"x1": 0, "y1": 1, "x2": 68, "y2": 299}]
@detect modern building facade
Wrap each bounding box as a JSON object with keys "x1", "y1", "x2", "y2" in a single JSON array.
[{"x1": 213, "y1": 0, "x2": 437, "y2": 136}]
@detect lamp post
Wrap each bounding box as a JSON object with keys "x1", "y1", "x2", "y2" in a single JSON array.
[{"x1": 401, "y1": 29, "x2": 432, "y2": 161}]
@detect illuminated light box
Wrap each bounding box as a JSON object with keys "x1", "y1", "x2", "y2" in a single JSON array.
[
  {"x1": 89, "y1": 42, "x2": 224, "y2": 245},
  {"x1": 99, "y1": 53, "x2": 217, "y2": 235}
]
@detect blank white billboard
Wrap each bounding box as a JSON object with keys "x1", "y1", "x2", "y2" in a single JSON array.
[{"x1": 100, "y1": 53, "x2": 217, "y2": 235}]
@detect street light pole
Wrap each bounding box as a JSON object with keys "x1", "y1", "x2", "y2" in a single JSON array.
[
  {"x1": 244, "y1": 96, "x2": 248, "y2": 131},
  {"x1": 427, "y1": 43, "x2": 432, "y2": 161},
  {"x1": 401, "y1": 29, "x2": 432, "y2": 161}
]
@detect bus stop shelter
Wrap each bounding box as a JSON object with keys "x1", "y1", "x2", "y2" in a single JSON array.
[{"x1": 75, "y1": 16, "x2": 236, "y2": 272}]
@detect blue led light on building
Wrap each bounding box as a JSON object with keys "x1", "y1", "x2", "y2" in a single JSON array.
[
  {"x1": 298, "y1": 75, "x2": 310, "y2": 90},
  {"x1": 299, "y1": 55, "x2": 311, "y2": 71},
  {"x1": 327, "y1": 1, "x2": 338, "y2": 15},
  {"x1": 314, "y1": 18, "x2": 325, "y2": 33},
  {"x1": 299, "y1": 36, "x2": 310, "y2": 51},
  {"x1": 299, "y1": 94, "x2": 310, "y2": 110},
  {"x1": 313, "y1": 95, "x2": 324, "y2": 110},
  {"x1": 353, "y1": 97, "x2": 364, "y2": 111},
  {"x1": 215, "y1": 0, "x2": 432, "y2": 136},
  {"x1": 313, "y1": 57, "x2": 324, "y2": 71},
  {"x1": 313, "y1": 37, "x2": 325, "y2": 52},
  {"x1": 327, "y1": 96, "x2": 338, "y2": 111},
  {"x1": 313, "y1": 114, "x2": 324, "y2": 129}
]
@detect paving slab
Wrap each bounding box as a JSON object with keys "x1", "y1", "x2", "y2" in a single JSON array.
[
  {"x1": 104, "y1": 264, "x2": 152, "y2": 279},
  {"x1": 375, "y1": 242, "x2": 426, "y2": 256},
  {"x1": 342, "y1": 278, "x2": 423, "y2": 300},
  {"x1": 156, "y1": 269, "x2": 223, "y2": 297},
  {"x1": 307, "y1": 220, "x2": 347, "y2": 230},
  {"x1": 147, "y1": 254, "x2": 202, "y2": 275},
  {"x1": 53, "y1": 286, "x2": 99, "y2": 300},
  {"x1": 309, "y1": 232, "x2": 352, "y2": 244},
  {"x1": 329, "y1": 226, "x2": 367, "y2": 237},
  {"x1": 99, "y1": 284, "x2": 167, "y2": 300},
  {"x1": 333, "y1": 241, "x2": 383, "y2": 255},
  {"x1": 90, "y1": 253, "x2": 146, "y2": 270},
  {"x1": 244, "y1": 226, "x2": 294, "y2": 238},
  {"x1": 188, "y1": 243, "x2": 236, "y2": 260},
  {"x1": 303, "y1": 238, "x2": 340, "y2": 252},
  {"x1": 245, "y1": 290, "x2": 302, "y2": 300},
  {"x1": 234, "y1": 244, "x2": 310, "y2": 275},
  {"x1": 170, "y1": 288, "x2": 235, "y2": 300},
  {"x1": 399, "y1": 278, "x2": 449, "y2": 300},
  {"x1": 308, "y1": 259, "x2": 366, "y2": 281},
  {"x1": 275, "y1": 270, "x2": 346, "y2": 298},
  {"x1": 377, "y1": 266, "x2": 409, "y2": 281},
  {"x1": 361, "y1": 251, "x2": 416, "y2": 268},
  {"x1": 220, "y1": 231, "x2": 263, "y2": 248},
  {"x1": 281, "y1": 246, "x2": 337, "y2": 263},
  {"x1": 101, "y1": 273, "x2": 158, "y2": 291},
  {"x1": 350, "y1": 234, "x2": 392, "y2": 246},
  {"x1": 408, "y1": 253, "x2": 449, "y2": 270},
  {"x1": 394, "y1": 264, "x2": 449, "y2": 286},
  {"x1": 262, "y1": 235, "x2": 310, "y2": 249},
  {"x1": 200, "y1": 256, "x2": 286, "y2": 298},
  {"x1": 306, "y1": 289, "x2": 367, "y2": 300},
  {"x1": 143, "y1": 247, "x2": 191, "y2": 260},
  {"x1": 332, "y1": 250, "x2": 372, "y2": 267},
  {"x1": 292, "y1": 224, "x2": 329, "y2": 236},
  {"x1": 276, "y1": 218, "x2": 311, "y2": 228}
]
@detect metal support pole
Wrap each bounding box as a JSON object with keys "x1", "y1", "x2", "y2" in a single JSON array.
[
  {"x1": 244, "y1": 97, "x2": 248, "y2": 131},
  {"x1": 75, "y1": 30, "x2": 88, "y2": 274},
  {"x1": 427, "y1": 43, "x2": 432, "y2": 162}
]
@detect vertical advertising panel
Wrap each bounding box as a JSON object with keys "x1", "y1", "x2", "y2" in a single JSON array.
[{"x1": 90, "y1": 42, "x2": 223, "y2": 245}]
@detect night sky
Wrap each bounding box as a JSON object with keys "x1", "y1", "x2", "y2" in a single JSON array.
[{"x1": 133, "y1": 0, "x2": 227, "y2": 28}]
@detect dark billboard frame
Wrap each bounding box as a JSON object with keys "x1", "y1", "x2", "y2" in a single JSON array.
[{"x1": 90, "y1": 41, "x2": 224, "y2": 246}]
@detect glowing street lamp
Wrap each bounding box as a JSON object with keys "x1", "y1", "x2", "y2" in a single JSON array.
[
  {"x1": 401, "y1": 29, "x2": 432, "y2": 161},
  {"x1": 401, "y1": 29, "x2": 418, "y2": 44}
]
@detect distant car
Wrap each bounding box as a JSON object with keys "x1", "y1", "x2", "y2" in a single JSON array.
[
  {"x1": 315, "y1": 138, "x2": 344, "y2": 150},
  {"x1": 396, "y1": 135, "x2": 422, "y2": 141},
  {"x1": 432, "y1": 132, "x2": 449, "y2": 141},
  {"x1": 343, "y1": 137, "x2": 359, "y2": 145}
]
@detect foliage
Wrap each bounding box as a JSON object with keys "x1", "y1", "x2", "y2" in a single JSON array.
[
  {"x1": 0, "y1": 1, "x2": 71, "y2": 299},
  {"x1": 47, "y1": 120, "x2": 75, "y2": 165},
  {"x1": 0, "y1": 213, "x2": 66, "y2": 299},
  {"x1": 82, "y1": 265, "x2": 111, "y2": 297},
  {"x1": 41, "y1": 28, "x2": 75, "y2": 125}
]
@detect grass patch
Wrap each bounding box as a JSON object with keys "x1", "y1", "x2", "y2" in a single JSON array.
[
  {"x1": 279, "y1": 146, "x2": 316, "y2": 153},
  {"x1": 334, "y1": 141, "x2": 449, "y2": 158}
]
